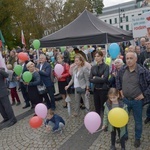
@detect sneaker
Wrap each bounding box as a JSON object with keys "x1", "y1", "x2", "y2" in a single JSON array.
[
  {"x1": 134, "y1": 139, "x2": 141, "y2": 148},
  {"x1": 110, "y1": 145, "x2": 116, "y2": 150},
  {"x1": 144, "y1": 117, "x2": 150, "y2": 124},
  {"x1": 16, "y1": 102, "x2": 21, "y2": 106},
  {"x1": 11, "y1": 102, "x2": 16, "y2": 106}
]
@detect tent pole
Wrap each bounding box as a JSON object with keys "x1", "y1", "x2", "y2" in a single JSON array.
[
  {"x1": 105, "y1": 44, "x2": 108, "y2": 57},
  {"x1": 37, "y1": 49, "x2": 40, "y2": 64}
]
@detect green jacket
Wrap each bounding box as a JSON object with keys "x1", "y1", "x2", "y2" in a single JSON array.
[{"x1": 103, "y1": 101, "x2": 128, "y2": 138}]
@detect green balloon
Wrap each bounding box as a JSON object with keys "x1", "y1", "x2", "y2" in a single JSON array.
[
  {"x1": 14, "y1": 65, "x2": 23, "y2": 76},
  {"x1": 84, "y1": 45, "x2": 88, "y2": 49},
  {"x1": 33, "y1": 39, "x2": 40, "y2": 50},
  {"x1": 60, "y1": 47, "x2": 66, "y2": 53},
  {"x1": 23, "y1": 71, "x2": 32, "y2": 83}
]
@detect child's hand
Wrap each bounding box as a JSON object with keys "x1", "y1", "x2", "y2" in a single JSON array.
[
  {"x1": 102, "y1": 125, "x2": 106, "y2": 130},
  {"x1": 46, "y1": 125, "x2": 51, "y2": 131}
]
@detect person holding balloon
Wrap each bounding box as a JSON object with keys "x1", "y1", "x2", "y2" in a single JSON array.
[
  {"x1": 17, "y1": 54, "x2": 31, "y2": 109},
  {"x1": 24, "y1": 62, "x2": 42, "y2": 108},
  {"x1": 102, "y1": 88, "x2": 128, "y2": 150},
  {"x1": 54, "y1": 54, "x2": 70, "y2": 108}
]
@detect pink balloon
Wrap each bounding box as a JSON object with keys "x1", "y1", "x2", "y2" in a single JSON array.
[
  {"x1": 35, "y1": 103, "x2": 48, "y2": 119},
  {"x1": 54, "y1": 64, "x2": 64, "y2": 77},
  {"x1": 84, "y1": 112, "x2": 101, "y2": 134}
]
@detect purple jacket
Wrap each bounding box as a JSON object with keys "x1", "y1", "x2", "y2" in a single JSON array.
[{"x1": 116, "y1": 64, "x2": 150, "y2": 105}]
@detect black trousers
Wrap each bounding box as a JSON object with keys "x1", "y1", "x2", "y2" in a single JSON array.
[
  {"x1": 20, "y1": 82, "x2": 30, "y2": 106},
  {"x1": 0, "y1": 95, "x2": 16, "y2": 122},
  {"x1": 111, "y1": 127, "x2": 125, "y2": 149},
  {"x1": 93, "y1": 89, "x2": 108, "y2": 115}
]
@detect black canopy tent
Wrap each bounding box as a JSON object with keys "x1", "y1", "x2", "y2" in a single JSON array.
[{"x1": 40, "y1": 10, "x2": 133, "y2": 47}]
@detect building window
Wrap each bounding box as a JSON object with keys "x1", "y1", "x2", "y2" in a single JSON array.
[
  {"x1": 120, "y1": 17, "x2": 122, "y2": 23},
  {"x1": 104, "y1": 20, "x2": 107, "y2": 22},
  {"x1": 138, "y1": 14, "x2": 141, "y2": 16},
  {"x1": 120, "y1": 25, "x2": 123, "y2": 29},
  {"x1": 126, "y1": 16, "x2": 128, "y2": 22},
  {"x1": 115, "y1": 18, "x2": 117, "y2": 24},
  {"x1": 126, "y1": 25, "x2": 129, "y2": 30},
  {"x1": 109, "y1": 19, "x2": 112, "y2": 24}
]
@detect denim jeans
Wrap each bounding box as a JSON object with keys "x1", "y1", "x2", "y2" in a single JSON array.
[
  {"x1": 146, "y1": 104, "x2": 150, "y2": 118},
  {"x1": 123, "y1": 98, "x2": 143, "y2": 140},
  {"x1": 44, "y1": 120, "x2": 64, "y2": 131}
]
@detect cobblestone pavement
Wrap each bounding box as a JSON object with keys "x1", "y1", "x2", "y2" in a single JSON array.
[{"x1": 0, "y1": 93, "x2": 150, "y2": 150}]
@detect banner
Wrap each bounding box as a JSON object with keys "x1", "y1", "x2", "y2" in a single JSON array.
[
  {"x1": 132, "y1": 16, "x2": 147, "y2": 38},
  {"x1": 21, "y1": 30, "x2": 26, "y2": 46},
  {"x1": 143, "y1": 11, "x2": 150, "y2": 37}
]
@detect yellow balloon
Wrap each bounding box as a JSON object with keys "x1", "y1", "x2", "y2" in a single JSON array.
[{"x1": 108, "y1": 108, "x2": 129, "y2": 128}]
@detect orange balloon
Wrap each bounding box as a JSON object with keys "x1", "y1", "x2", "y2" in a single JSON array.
[
  {"x1": 29, "y1": 116, "x2": 43, "y2": 128},
  {"x1": 18, "y1": 52, "x2": 29, "y2": 61}
]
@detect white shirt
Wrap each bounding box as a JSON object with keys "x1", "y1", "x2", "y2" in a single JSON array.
[
  {"x1": 40, "y1": 64, "x2": 43, "y2": 70},
  {"x1": 74, "y1": 71, "x2": 80, "y2": 88}
]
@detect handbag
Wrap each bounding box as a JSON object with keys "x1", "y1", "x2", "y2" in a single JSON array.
[
  {"x1": 37, "y1": 83, "x2": 47, "y2": 95},
  {"x1": 76, "y1": 87, "x2": 86, "y2": 94}
]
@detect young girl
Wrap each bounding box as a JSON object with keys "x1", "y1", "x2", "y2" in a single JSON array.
[
  {"x1": 102, "y1": 88, "x2": 127, "y2": 150},
  {"x1": 7, "y1": 64, "x2": 21, "y2": 106},
  {"x1": 44, "y1": 109, "x2": 65, "y2": 133}
]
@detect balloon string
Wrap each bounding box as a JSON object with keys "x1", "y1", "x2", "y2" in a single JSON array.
[{"x1": 94, "y1": 128, "x2": 104, "y2": 133}]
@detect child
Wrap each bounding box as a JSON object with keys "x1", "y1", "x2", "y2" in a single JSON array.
[
  {"x1": 7, "y1": 64, "x2": 21, "y2": 106},
  {"x1": 102, "y1": 88, "x2": 128, "y2": 150},
  {"x1": 44, "y1": 110, "x2": 65, "y2": 133}
]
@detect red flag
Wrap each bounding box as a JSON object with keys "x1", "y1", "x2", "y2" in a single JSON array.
[{"x1": 21, "y1": 30, "x2": 26, "y2": 46}]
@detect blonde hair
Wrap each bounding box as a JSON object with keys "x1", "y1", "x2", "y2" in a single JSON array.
[
  {"x1": 75, "y1": 54, "x2": 85, "y2": 66},
  {"x1": 7, "y1": 64, "x2": 13, "y2": 70},
  {"x1": 57, "y1": 54, "x2": 64, "y2": 60},
  {"x1": 48, "y1": 109, "x2": 54, "y2": 115},
  {"x1": 26, "y1": 61, "x2": 35, "y2": 68}
]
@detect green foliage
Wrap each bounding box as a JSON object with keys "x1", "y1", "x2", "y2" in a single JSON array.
[{"x1": 0, "y1": 0, "x2": 103, "y2": 49}]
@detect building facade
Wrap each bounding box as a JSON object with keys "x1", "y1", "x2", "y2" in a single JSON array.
[{"x1": 98, "y1": 0, "x2": 150, "y2": 31}]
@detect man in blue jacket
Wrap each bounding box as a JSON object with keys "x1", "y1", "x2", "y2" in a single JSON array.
[
  {"x1": 36, "y1": 54, "x2": 56, "y2": 110},
  {"x1": 116, "y1": 52, "x2": 150, "y2": 148}
]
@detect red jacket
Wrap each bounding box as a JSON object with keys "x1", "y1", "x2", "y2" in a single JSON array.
[{"x1": 54, "y1": 63, "x2": 70, "y2": 82}]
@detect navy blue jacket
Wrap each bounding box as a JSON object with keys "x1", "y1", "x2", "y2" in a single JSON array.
[
  {"x1": 37, "y1": 62, "x2": 53, "y2": 87},
  {"x1": 46, "y1": 114, "x2": 65, "y2": 131}
]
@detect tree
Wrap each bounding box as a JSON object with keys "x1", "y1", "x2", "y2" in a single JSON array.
[{"x1": 63, "y1": 0, "x2": 103, "y2": 26}]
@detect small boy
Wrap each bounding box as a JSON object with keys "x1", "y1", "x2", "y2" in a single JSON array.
[{"x1": 44, "y1": 110, "x2": 65, "y2": 133}]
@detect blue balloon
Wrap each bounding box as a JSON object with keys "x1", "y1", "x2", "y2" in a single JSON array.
[{"x1": 109, "y1": 43, "x2": 120, "y2": 59}]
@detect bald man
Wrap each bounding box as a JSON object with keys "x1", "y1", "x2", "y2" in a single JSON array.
[
  {"x1": 116, "y1": 52, "x2": 150, "y2": 148},
  {"x1": 140, "y1": 37, "x2": 146, "y2": 52}
]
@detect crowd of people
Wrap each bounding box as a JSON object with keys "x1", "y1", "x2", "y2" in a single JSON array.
[{"x1": 0, "y1": 37, "x2": 150, "y2": 149}]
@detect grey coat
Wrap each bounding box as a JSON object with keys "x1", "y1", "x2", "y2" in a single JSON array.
[
  {"x1": 0, "y1": 69, "x2": 9, "y2": 98},
  {"x1": 68, "y1": 66, "x2": 90, "y2": 89}
]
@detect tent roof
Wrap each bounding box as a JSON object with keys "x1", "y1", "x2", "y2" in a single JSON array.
[{"x1": 40, "y1": 9, "x2": 133, "y2": 47}]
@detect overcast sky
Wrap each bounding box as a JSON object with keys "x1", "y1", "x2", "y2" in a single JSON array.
[{"x1": 103, "y1": 0, "x2": 133, "y2": 7}]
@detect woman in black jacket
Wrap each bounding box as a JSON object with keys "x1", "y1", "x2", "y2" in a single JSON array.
[
  {"x1": 24, "y1": 62, "x2": 42, "y2": 108},
  {"x1": 90, "y1": 51, "x2": 109, "y2": 115}
]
